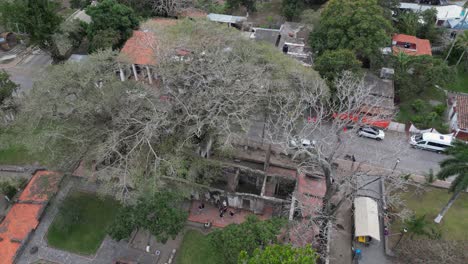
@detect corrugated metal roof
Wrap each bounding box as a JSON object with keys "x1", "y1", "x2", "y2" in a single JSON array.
[
  {"x1": 354, "y1": 197, "x2": 380, "y2": 241},
  {"x1": 207, "y1": 13, "x2": 247, "y2": 24}
]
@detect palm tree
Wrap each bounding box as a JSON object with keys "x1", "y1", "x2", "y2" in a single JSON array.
[
  {"x1": 434, "y1": 141, "x2": 468, "y2": 223},
  {"x1": 455, "y1": 31, "x2": 468, "y2": 66},
  {"x1": 445, "y1": 2, "x2": 468, "y2": 63}
]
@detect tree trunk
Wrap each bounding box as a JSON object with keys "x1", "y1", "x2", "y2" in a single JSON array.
[
  {"x1": 434, "y1": 190, "x2": 461, "y2": 223},
  {"x1": 456, "y1": 50, "x2": 466, "y2": 67}
]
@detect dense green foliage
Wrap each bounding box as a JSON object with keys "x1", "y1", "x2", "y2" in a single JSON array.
[
  {"x1": 176, "y1": 230, "x2": 224, "y2": 264},
  {"x1": 86, "y1": 0, "x2": 139, "y2": 50},
  {"x1": 396, "y1": 9, "x2": 442, "y2": 44},
  {"x1": 0, "y1": 71, "x2": 17, "y2": 106},
  {"x1": 402, "y1": 99, "x2": 447, "y2": 131},
  {"x1": 314, "y1": 49, "x2": 362, "y2": 83},
  {"x1": 47, "y1": 192, "x2": 121, "y2": 254},
  {"x1": 209, "y1": 215, "x2": 286, "y2": 264},
  {"x1": 282, "y1": 0, "x2": 304, "y2": 21},
  {"x1": 393, "y1": 53, "x2": 453, "y2": 96},
  {"x1": 226, "y1": 0, "x2": 257, "y2": 12},
  {"x1": 0, "y1": 181, "x2": 17, "y2": 199},
  {"x1": 117, "y1": 0, "x2": 154, "y2": 17},
  {"x1": 0, "y1": 0, "x2": 62, "y2": 55},
  {"x1": 238, "y1": 244, "x2": 317, "y2": 264},
  {"x1": 437, "y1": 142, "x2": 468, "y2": 193},
  {"x1": 70, "y1": 0, "x2": 92, "y2": 9},
  {"x1": 310, "y1": 0, "x2": 393, "y2": 60},
  {"x1": 108, "y1": 191, "x2": 188, "y2": 243}
]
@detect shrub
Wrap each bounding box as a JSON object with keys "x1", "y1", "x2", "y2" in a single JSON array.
[
  {"x1": 433, "y1": 104, "x2": 446, "y2": 116},
  {"x1": 0, "y1": 182, "x2": 17, "y2": 199},
  {"x1": 411, "y1": 99, "x2": 427, "y2": 113}
]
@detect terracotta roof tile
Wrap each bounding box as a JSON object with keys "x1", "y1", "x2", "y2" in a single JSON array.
[
  {"x1": 0, "y1": 171, "x2": 63, "y2": 264},
  {"x1": 120, "y1": 31, "x2": 157, "y2": 65},
  {"x1": 392, "y1": 34, "x2": 432, "y2": 56},
  {"x1": 19, "y1": 171, "x2": 62, "y2": 203},
  {"x1": 456, "y1": 94, "x2": 468, "y2": 129}
]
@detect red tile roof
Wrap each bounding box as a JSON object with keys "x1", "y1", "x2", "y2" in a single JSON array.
[
  {"x1": 19, "y1": 170, "x2": 62, "y2": 203},
  {"x1": 0, "y1": 171, "x2": 63, "y2": 264},
  {"x1": 392, "y1": 34, "x2": 432, "y2": 56},
  {"x1": 456, "y1": 94, "x2": 468, "y2": 129},
  {"x1": 120, "y1": 31, "x2": 157, "y2": 65},
  {"x1": 0, "y1": 204, "x2": 42, "y2": 264}
]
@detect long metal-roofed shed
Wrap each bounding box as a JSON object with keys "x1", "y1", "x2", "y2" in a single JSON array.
[
  {"x1": 207, "y1": 13, "x2": 247, "y2": 27},
  {"x1": 354, "y1": 196, "x2": 380, "y2": 241}
]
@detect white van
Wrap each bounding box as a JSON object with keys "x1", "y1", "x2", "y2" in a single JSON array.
[{"x1": 410, "y1": 132, "x2": 453, "y2": 153}]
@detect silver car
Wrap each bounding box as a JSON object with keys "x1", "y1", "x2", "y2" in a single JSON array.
[{"x1": 357, "y1": 126, "x2": 385, "y2": 141}]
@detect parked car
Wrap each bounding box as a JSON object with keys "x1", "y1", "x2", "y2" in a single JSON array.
[
  {"x1": 357, "y1": 126, "x2": 385, "y2": 141},
  {"x1": 410, "y1": 132, "x2": 452, "y2": 153},
  {"x1": 289, "y1": 138, "x2": 316, "y2": 149}
]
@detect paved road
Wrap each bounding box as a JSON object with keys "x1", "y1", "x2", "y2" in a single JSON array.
[
  {"x1": 339, "y1": 130, "x2": 445, "y2": 175},
  {"x1": 3, "y1": 50, "x2": 51, "y2": 96},
  {"x1": 248, "y1": 120, "x2": 446, "y2": 176}
]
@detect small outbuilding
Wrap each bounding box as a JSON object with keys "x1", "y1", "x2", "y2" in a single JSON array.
[{"x1": 354, "y1": 197, "x2": 380, "y2": 242}]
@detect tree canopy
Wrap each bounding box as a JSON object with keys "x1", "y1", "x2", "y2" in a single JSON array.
[
  {"x1": 314, "y1": 49, "x2": 362, "y2": 84},
  {"x1": 392, "y1": 53, "x2": 453, "y2": 96},
  {"x1": 86, "y1": 0, "x2": 140, "y2": 49},
  {"x1": 396, "y1": 9, "x2": 442, "y2": 44},
  {"x1": 310, "y1": 0, "x2": 393, "y2": 60},
  {"x1": 16, "y1": 20, "x2": 327, "y2": 199},
  {"x1": 108, "y1": 190, "x2": 188, "y2": 242},
  {"x1": 0, "y1": 0, "x2": 63, "y2": 58},
  {"x1": 209, "y1": 215, "x2": 286, "y2": 264},
  {"x1": 238, "y1": 244, "x2": 318, "y2": 264}
]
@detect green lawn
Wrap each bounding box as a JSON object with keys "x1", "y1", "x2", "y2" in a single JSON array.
[
  {"x1": 47, "y1": 192, "x2": 121, "y2": 255},
  {"x1": 175, "y1": 229, "x2": 223, "y2": 264},
  {"x1": 0, "y1": 144, "x2": 44, "y2": 165},
  {"x1": 446, "y1": 69, "x2": 468, "y2": 93},
  {"x1": 395, "y1": 187, "x2": 468, "y2": 240}
]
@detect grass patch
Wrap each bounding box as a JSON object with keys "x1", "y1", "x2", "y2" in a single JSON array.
[
  {"x1": 446, "y1": 69, "x2": 468, "y2": 93},
  {"x1": 47, "y1": 192, "x2": 121, "y2": 255},
  {"x1": 0, "y1": 144, "x2": 45, "y2": 165},
  {"x1": 393, "y1": 186, "x2": 468, "y2": 240},
  {"x1": 175, "y1": 229, "x2": 223, "y2": 264}
]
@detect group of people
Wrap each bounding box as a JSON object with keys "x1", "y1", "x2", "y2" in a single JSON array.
[
  {"x1": 197, "y1": 200, "x2": 236, "y2": 219},
  {"x1": 218, "y1": 200, "x2": 235, "y2": 219}
]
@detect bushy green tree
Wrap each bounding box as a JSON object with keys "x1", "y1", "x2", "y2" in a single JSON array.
[
  {"x1": 70, "y1": 0, "x2": 92, "y2": 9},
  {"x1": 108, "y1": 191, "x2": 188, "y2": 242},
  {"x1": 89, "y1": 29, "x2": 121, "y2": 52},
  {"x1": 226, "y1": 0, "x2": 256, "y2": 12},
  {"x1": 238, "y1": 244, "x2": 317, "y2": 264},
  {"x1": 282, "y1": 0, "x2": 304, "y2": 21},
  {"x1": 310, "y1": 0, "x2": 393, "y2": 60},
  {"x1": 209, "y1": 215, "x2": 286, "y2": 264},
  {"x1": 393, "y1": 53, "x2": 453, "y2": 96},
  {"x1": 86, "y1": 0, "x2": 139, "y2": 49},
  {"x1": 314, "y1": 49, "x2": 362, "y2": 82},
  {"x1": 0, "y1": 0, "x2": 63, "y2": 60}
]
